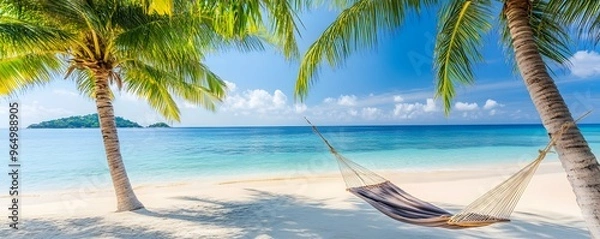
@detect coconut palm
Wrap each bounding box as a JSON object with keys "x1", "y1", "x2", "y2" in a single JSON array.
[
  {"x1": 0, "y1": 0, "x2": 302, "y2": 211},
  {"x1": 295, "y1": 0, "x2": 600, "y2": 237}
]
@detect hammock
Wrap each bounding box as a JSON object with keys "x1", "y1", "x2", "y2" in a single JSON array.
[{"x1": 305, "y1": 118, "x2": 579, "y2": 228}]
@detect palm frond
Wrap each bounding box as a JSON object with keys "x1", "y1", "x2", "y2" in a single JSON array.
[
  {"x1": 433, "y1": 0, "x2": 492, "y2": 114},
  {"x1": 295, "y1": 0, "x2": 435, "y2": 101},
  {"x1": 39, "y1": 0, "x2": 114, "y2": 32},
  {"x1": 179, "y1": 62, "x2": 227, "y2": 103},
  {"x1": 122, "y1": 64, "x2": 181, "y2": 121},
  {"x1": 113, "y1": 4, "x2": 268, "y2": 71},
  {"x1": 195, "y1": 1, "x2": 301, "y2": 55},
  {"x1": 114, "y1": 3, "x2": 248, "y2": 62},
  {"x1": 126, "y1": 0, "x2": 173, "y2": 15},
  {"x1": 0, "y1": 53, "x2": 64, "y2": 95},
  {"x1": 259, "y1": 0, "x2": 302, "y2": 59},
  {"x1": 32, "y1": 0, "x2": 91, "y2": 29},
  {"x1": 499, "y1": 0, "x2": 571, "y2": 74},
  {"x1": 71, "y1": 68, "x2": 100, "y2": 99},
  {"x1": 113, "y1": 9, "x2": 208, "y2": 69},
  {"x1": 198, "y1": 1, "x2": 263, "y2": 39},
  {"x1": 168, "y1": 78, "x2": 224, "y2": 112},
  {"x1": 114, "y1": 12, "x2": 192, "y2": 59},
  {"x1": 160, "y1": 56, "x2": 227, "y2": 108},
  {"x1": 547, "y1": 0, "x2": 600, "y2": 44},
  {"x1": 121, "y1": 59, "x2": 226, "y2": 121},
  {"x1": 37, "y1": 0, "x2": 126, "y2": 60},
  {"x1": 220, "y1": 34, "x2": 266, "y2": 53},
  {"x1": 148, "y1": 0, "x2": 173, "y2": 15},
  {"x1": 315, "y1": 0, "x2": 360, "y2": 9},
  {"x1": 0, "y1": 16, "x2": 72, "y2": 56}
]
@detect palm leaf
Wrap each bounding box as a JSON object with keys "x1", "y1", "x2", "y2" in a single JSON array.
[
  {"x1": 121, "y1": 59, "x2": 226, "y2": 121},
  {"x1": 198, "y1": 1, "x2": 263, "y2": 39},
  {"x1": 148, "y1": 0, "x2": 173, "y2": 15},
  {"x1": 37, "y1": 0, "x2": 114, "y2": 59},
  {"x1": 0, "y1": 16, "x2": 72, "y2": 56},
  {"x1": 433, "y1": 0, "x2": 492, "y2": 114},
  {"x1": 547, "y1": 0, "x2": 600, "y2": 44},
  {"x1": 295, "y1": 0, "x2": 436, "y2": 101},
  {"x1": 127, "y1": 0, "x2": 173, "y2": 15},
  {"x1": 0, "y1": 53, "x2": 64, "y2": 95},
  {"x1": 70, "y1": 68, "x2": 100, "y2": 99},
  {"x1": 122, "y1": 64, "x2": 181, "y2": 121},
  {"x1": 113, "y1": 3, "x2": 265, "y2": 67},
  {"x1": 259, "y1": 0, "x2": 303, "y2": 59}
]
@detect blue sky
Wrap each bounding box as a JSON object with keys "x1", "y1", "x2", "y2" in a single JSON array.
[{"x1": 5, "y1": 7, "x2": 600, "y2": 127}]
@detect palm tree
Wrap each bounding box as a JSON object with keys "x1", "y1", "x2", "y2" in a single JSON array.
[
  {"x1": 295, "y1": 0, "x2": 600, "y2": 237},
  {"x1": 0, "y1": 0, "x2": 301, "y2": 211}
]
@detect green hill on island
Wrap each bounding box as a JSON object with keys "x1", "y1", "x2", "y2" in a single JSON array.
[
  {"x1": 28, "y1": 114, "x2": 142, "y2": 128},
  {"x1": 147, "y1": 122, "x2": 170, "y2": 128}
]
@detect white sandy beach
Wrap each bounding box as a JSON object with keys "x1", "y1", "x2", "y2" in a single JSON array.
[{"x1": 1, "y1": 161, "x2": 589, "y2": 238}]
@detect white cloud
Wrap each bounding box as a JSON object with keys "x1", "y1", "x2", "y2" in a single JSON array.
[
  {"x1": 455, "y1": 102, "x2": 479, "y2": 111},
  {"x1": 337, "y1": 95, "x2": 357, "y2": 106},
  {"x1": 52, "y1": 89, "x2": 78, "y2": 97},
  {"x1": 483, "y1": 99, "x2": 502, "y2": 110},
  {"x1": 322, "y1": 95, "x2": 358, "y2": 106},
  {"x1": 394, "y1": 103, "x2": 418, "y2": 119},
  {"x1": 22, "y1": 101, "x2": 74, "y2": 125},
  {"x1": 247, "y1": 90, "x2": 271, "y2": 108},
  {"x1": 393, "y1": 98, "x2": 438, "y2": 119},
  {"x1": 323, "y1": 97, "x2": 335, "y2": 104},
  {"x1": 272, "y1": 90, "x2": 287, "y2": 108},
  {"x1": 224, "y1": 80, "x2": 237, "y2": 92},
  {"x1": 568, "y1": 51, "x2": 600, "y2": 78},
  {"x1": 224, "y1": 89, "x2": 289, "y2": 114},
  {"x1": 15, "y1": 81, "x2": 524, "y2": 126},
  {"x1": 460, "y1": 111, "x2": 482, "y2": 120},
  {"x1": 294, "y1": 103, "x2": 307, "y2": 114},
  {"x1": 423, "y1": 98, "x2": 437, "y2": 112},
  {"x1": 361, "y1": 107, "x2": 382, "y2": 120}
]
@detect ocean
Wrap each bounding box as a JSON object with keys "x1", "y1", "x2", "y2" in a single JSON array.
[{"x1": 14, "y1": 124, "x2": 600, "y2": 192}]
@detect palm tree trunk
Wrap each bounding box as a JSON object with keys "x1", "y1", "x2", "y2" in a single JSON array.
[
  {"x1": 94, "y1": 69, "x2": 144, "y2": 211},
  {"x1": 505, "y1": 0, "x2": 600, "y2": 237}
]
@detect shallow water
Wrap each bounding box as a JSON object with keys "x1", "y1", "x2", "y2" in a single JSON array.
[{"x1": 14, "y1": 124, "x2": 600, "y2": 191}]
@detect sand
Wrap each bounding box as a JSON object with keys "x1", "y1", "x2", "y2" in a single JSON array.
[{"x1": 0, "y1": 161, "x2": 589, "y2": 238}]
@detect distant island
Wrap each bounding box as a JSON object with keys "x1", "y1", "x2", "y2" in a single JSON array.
[
  {"x1": 147, "y1": 122, "x2": 170, "y2": 128},
  {"x1": 27, "y1": 114, "x2": 142, "y2": 128}
]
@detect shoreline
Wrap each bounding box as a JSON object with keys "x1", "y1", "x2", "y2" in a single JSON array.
[{"x1": 14, "y1": 159, "x2": 566, "y2": 196}]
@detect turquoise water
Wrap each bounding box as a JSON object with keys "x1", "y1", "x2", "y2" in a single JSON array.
[{"x1": 14, "y1": 125, "x2": 600, "y2": 191}]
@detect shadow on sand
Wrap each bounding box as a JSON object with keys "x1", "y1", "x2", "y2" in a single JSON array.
[
  {"x1": 148, "y1": 189, "x2": 588, "y2": 238},
  {"x1": 5, "y1": 189, "x2": 588, "y2": 238},
  {"x1": 4, "y1": 216, "x2": 173, "y2": 239}
]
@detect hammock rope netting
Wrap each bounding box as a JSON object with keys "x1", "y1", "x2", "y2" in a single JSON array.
[{"x1": 306, "y1": 117, "x2": 581, "y2": 228}]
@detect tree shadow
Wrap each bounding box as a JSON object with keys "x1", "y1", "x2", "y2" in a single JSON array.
[
  {"x1": 4, "y1": 188, "x2": 586, "y2": 238},
  {"x1": 132, "y1": 189, "x2": 589, "y2": 239},
  {"x1": 0, "y1": 216, "x2": 174, "y2": 239}
]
